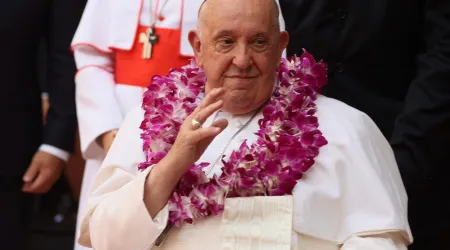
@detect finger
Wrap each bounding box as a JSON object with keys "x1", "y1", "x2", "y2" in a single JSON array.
[
  {"x1": 210, "y1": 118, "x2": 229, "y2": 131},
  {"x1": 24, "y1": 172, "x2": 54, "y2": 194},
  {"x1": 189, "y1": 127, "x2": 222, "y2": 143},
  {"x1": 193, "y1": 99, "x2": 224, "y2": 125},
  {"x1": 189, "y1": 118, "x2": 229, "y2": 142},
  {"x1": 22, "y1": 182, "x2": 33, "y2": 192},
  {"x1": 23, "y1": 161, "x2": 40, "y2": 183},
  {"x1": 194, "y1": 87, "x2": 224, "y2": 112}
]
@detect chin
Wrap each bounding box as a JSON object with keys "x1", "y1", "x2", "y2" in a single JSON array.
[
  {"x1": 222, "y1": 99, "x2": 260, "y2": 115},
  {"x1": 221, "y1": 89, "x2": 268, "y2": 114}
]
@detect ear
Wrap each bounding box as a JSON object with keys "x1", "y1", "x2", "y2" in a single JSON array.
[
  {"x1": 279, "y1": 31, "x2": 289, "y2": 57},
  {"x1": 188, "y1": 30, "x2": 204, "y2": 67}
]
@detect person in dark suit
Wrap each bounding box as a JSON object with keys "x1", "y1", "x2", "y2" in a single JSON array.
[
  {"x1": 279, "y1": 0, "x2": 450, "y2": 249},
  {"x1": 0, "y1": 0, "x2": 85, "y2": 248}
]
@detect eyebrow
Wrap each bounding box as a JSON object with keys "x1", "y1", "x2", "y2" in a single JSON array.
[
  {"x1": 212, "y1": 30, "x2": 270, "y2": 39},
  {"x1": 212, "y1": 30, "x2": 233, "y2": 39},
  {"x1": 253, "y1": 32, "x2": 270, "y2": 38}
]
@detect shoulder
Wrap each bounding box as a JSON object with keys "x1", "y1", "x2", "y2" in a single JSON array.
[
  {"x1": 316, "y1": 95, "x2": 371, "y2": 125},
  {"x1": 315, "y1": 95, "x2": 381, "y2": 143},
  {"x1": 313, "y1": 94, "x2": 398, "y2": 175}
]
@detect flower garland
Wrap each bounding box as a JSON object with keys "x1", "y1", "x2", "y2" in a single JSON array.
[{"x1": 139, "y1": 51, "x2": 328, "y2": 227}]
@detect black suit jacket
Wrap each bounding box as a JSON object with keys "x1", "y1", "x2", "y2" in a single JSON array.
[
  {"x1": 0, "y1": 0, "x2": 86, "y2": 176},
  {"x1": 280, "y1": 0, "x2": 450, "y2": 248}
]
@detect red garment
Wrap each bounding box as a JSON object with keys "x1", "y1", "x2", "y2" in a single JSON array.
[{"x1": 115, "y1": 25, "x2": 191, "y2": 87}]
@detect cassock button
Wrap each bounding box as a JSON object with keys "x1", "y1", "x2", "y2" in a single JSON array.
[
  {"x1": 337, "y1": 8, "x2": 347, "y2": 19},
  {"x1": 236, "y1": 121, "x2": 244, "y2": 129},
  {"x1": 335, "y1": 62, "x2": 345, "y2": 73}
]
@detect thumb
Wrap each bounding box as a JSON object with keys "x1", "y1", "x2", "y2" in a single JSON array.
[{"x1": 23, "y1": 160, "x2": 40, "y2": 182}]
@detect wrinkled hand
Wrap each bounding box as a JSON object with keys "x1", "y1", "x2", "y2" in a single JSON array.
[
  {"x1": 167, "y1": 87, "x2": 229, "y2": 168},
  {"x1": 100, "y1": 130, "x2": 118, "y2": 155},
  {"x1": 22, "y1": 151, "x2": 64, "y2": 194}
]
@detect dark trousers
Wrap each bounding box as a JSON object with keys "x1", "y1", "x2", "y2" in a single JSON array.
[{"x1": 0, "y1": 176, "x2": 32, "y2": 250}]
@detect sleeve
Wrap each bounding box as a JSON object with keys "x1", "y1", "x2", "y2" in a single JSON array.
[
  {"x1": 39, "y1": 144, "x2": 70, "y2": 162},
  {"x1": 42, "y1": 0, "x2": 86, "y2": 152},
  {"x1": 390, "y1": 1, "x2": 450, "y2": 195},
  {"x1": 73, "y1": 45, "x2": 124, "y2": 160},
  {"x1": 78, "y1": 106, "x2": 169, "y2": 250},
  {"x1": 342, "y1": 234, "x2": 407, "y2": 250},
  {"x1": 292, "y1": 98, "x2": 412, "y2": 245}
]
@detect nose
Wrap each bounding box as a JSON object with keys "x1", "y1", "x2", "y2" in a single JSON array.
[{"x1": 232, "y1": 45, "x2": 253, "y2": 70}]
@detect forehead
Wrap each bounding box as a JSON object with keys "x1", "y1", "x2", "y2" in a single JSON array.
[{"x1": 201, "y1": 0, "x2": 275, "y2": 36}]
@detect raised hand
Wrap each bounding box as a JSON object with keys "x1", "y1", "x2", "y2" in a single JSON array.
[
  {"x1": 144, "y1": 87, "x2": 229, "y2": 217},
  {"x1": 168, "y1": 87, "x2": 229, "y2": 168}
]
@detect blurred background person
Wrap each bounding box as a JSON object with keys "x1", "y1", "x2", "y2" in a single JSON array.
[
  {"x1": 279, "y1": 0, "x2": 450, "y2": 249},
  {"x1": 30, "y1": 38, "x2": 86, "y2": 250},
  {"x1": 0, "y1": 0, "x2": 86, "y2": 249}
]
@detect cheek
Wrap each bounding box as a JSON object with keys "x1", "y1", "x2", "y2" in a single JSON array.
[
  {"x1": 204, "y1": 56, "x2": 232, "y2": 86},
  {"x1": 252, "y1": 53, "x2": 274, "y2": 74}
]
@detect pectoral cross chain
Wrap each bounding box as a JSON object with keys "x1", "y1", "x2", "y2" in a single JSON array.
[{"x1": 139, "y1": 27, "x2": 159, "y2": 59}]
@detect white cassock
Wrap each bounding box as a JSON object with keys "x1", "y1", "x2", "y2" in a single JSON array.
[
  {"x1": 71, "y1": 0, "x2": 287, "y2": 249},
  {"x1": 77, "y1": 95, "x2": 413, "y2": 250}
]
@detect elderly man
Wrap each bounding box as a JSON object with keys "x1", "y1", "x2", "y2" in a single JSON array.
[
  {"x1": 71, "y1": 1, "x2": 285, "y2": 248},
  {"x1": 77, "y1": 0, "x2": 412, "y2": 249}
]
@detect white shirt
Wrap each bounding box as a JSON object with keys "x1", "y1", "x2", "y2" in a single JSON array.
[{"x1": 39, "y1": 144, "x2": 69, "y2": 162}]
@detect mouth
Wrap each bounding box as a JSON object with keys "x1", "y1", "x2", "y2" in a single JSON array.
[{"x1": 225, "y1": 75, "x2": 257, "y2": 79}]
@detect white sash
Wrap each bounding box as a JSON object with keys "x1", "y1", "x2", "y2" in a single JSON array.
[{"x1": 153, "y1": 196, "x2": 293, "y2": 250}]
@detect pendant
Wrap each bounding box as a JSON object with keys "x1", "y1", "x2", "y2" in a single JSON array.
[{"x1": 139, "y1": 27, "x2": 160, "y2": 59}]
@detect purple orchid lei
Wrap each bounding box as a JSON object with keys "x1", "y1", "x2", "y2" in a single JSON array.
[{"x1": 139, "y1": 50, "x2": 328, "y2": 227}]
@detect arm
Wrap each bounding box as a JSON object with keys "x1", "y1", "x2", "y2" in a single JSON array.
[
  {"x1": 73, "y1": 45, "x2": 123, "y2": 159},
  {"x1": 390, "y1": 1, "x2": 450, "y2": 195},
  {"x1": 79, "y1": 106, "x2": 169, "y2": 249},
  {"x1": 341, "y1": 115, "x2": 409, "y2": 250},
  {"x1": 42, "y1": 0, "x2": 86, "y2": 154},
  {"x1": 80, "y1": 89, "x2": 227, "y2": 248},
  {"x1": 292, "y1": 97, "x2": 412, "y2": 248},
  {"x1": 340, "y1": 114, "x2": 411, "y2": 249},
  {"x1": 22, "y1": 0, "x2": 86, "y2": 193}
]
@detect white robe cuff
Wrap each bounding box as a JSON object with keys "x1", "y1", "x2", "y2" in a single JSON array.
[
  {"x1": 342, "y1": 234, "x2": 408, "y2": 250},
  {"x1": 81, "y1": 167, "x2": 168, "y2": 250}
]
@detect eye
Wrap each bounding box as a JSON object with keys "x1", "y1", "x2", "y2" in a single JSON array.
[
  {"x1": 252, "y1": 38, "x2": 268, "y2": 51},
  {"x1": 215, "y1": 38, "x2": 234, "y2": 51},
  {"x1": 219, "y1": 39, "x2": 234, "y2": 46},
  {"x1": 254, "y1": 39, "x2": 266, "y2": 45}
]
